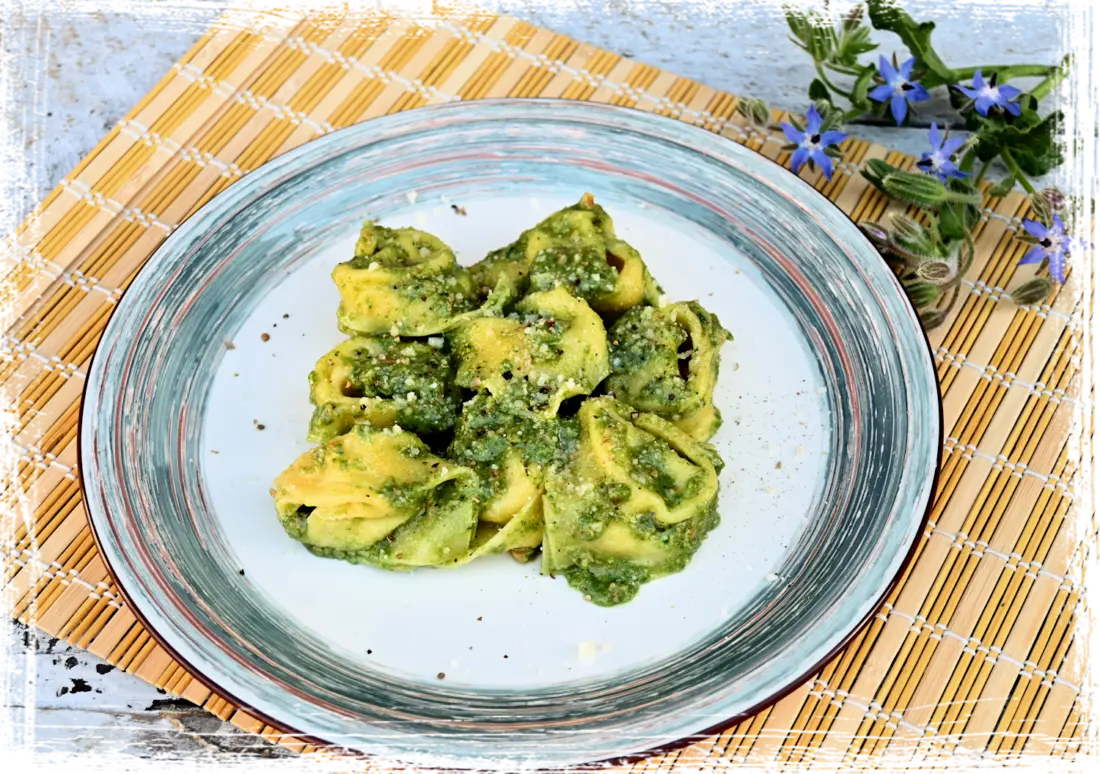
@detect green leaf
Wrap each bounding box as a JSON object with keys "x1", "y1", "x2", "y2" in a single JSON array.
[
  {"x1": 785, "y1": 6, "x2": 834, "y2": 60},
  {"x1": 785, "y1": 7, "x2": 813, "y2": 52},
  {"x1": 1064, "y1": 193, "x2": 1100, "y2": 224},
  {"x1": 851, "y1": 65, "x2": 877, "y2": 110},
  {"x1": 938, "y1": 203, "x2": 972, "y2": 242},
  {"x1": 835, "y1": 25, "x2": 878, "y2": 67},
  {"x1": 866, "y1": 0, "x2": 953, "y2": 82},
  {"x1": 809, "y1": 78, "x2": 832, "y2": 104},
  {"x1": 975, "y1": 111, "x2": 1064, "y2": 177},
  {"x1": 1012, "y1": 139, "x2": 1091, "y2": 177}
]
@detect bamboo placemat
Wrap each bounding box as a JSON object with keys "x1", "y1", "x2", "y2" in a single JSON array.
[{"x1": 1, "y1": 3, "x2": 1086, "y2": 768}]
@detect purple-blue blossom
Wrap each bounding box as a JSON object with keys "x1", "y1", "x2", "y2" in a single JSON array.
[
  {"x1": 957, "y1": 70, "x2": 1022, "y2": 117},
  {"x1": 869, "y1": 56, "x2": 930, "y2": 125},
  {"x1": 1019, "y1": 215, "x2": 1074, "y2": 284},
  {"x1": 915, "y1": 123, "x2": 969, "y2": 182},
  {"x1": 780, "y1": 104, "x2": 848, "y2": 181}
]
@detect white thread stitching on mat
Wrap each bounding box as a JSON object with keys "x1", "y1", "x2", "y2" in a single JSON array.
[
  {"x1": 942, "y1": 435, "x2": 1077, "y2": 497},
  {"x1": 690, "y1": 668, "x2": 1095, "y2": 769},
  {"x1": 925, "y1": 528, "x2": 1083, "y2": 591},
  {"x1": 116, "y1": 119, "x2": 246, "y2": 179},
  {"x1": 4, "y1": 552, "x2": 125, "y2": 611},
  {"x1": 5, "y1": 438, "x2": 77, "y2": 479},
  {"x1": 59, "y1": 179, "x2": 174, "y2": 234},
  {"x1": 937, "y1": 345, "x2": 1100, "y2": 413},
  {"x1": 1, "y1": 335, "x2": 86, "y2": 379},
  {"x1": 3, "y1": 240, "x2": 123, "y2": 304},
  {"x1": 963, "y1": 279, "x2": 1078, "y2": 324}
]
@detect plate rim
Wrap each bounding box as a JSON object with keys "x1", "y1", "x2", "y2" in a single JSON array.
[{"x1": 78, "y1": 96, "x2": 943, "y2": 769}]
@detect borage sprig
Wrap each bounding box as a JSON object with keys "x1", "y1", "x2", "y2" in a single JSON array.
[{"x1": 778, "y1": 1, "x2": 1078, "y2": 329}]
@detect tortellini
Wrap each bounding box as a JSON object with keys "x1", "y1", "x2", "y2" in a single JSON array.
[
  {"x1": 470, "y1": 194, "x2": 660, "y2": 316},
  {"x1": 273, "y1": 425, "x2": 478, "y2": 570},
  {"x1": 307, "y1": 336, "x2": 458, "y2": 443},
  {"x1": 273, "y1": 198, "x2": 730, "y2": 605},
  {"x1": 333, "y1": 222, "x2": 478, "y2": 336},
  {"x1": 606, "y1": 302, "x2": 730, "y2": 440},
  {"x1": 542, "y1": 398, "x2": 721, "y2": 605},
  {"x1": 450, "y1": 286, "x2": 611, "y2": 413}
]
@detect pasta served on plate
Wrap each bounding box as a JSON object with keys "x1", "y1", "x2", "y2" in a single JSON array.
[{"x1": 272, "y1": 194, "x2": 731, "y2": 605}]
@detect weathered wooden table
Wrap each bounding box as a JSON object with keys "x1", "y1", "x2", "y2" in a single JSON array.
[{"x1": 4, "y1": 0, "x2": 1095, "y2": 765}]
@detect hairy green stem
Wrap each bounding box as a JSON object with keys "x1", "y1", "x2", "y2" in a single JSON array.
[
  {"x1": 814, "y1": 60, "x2": 856, "y2": 101},
  {"x1": 959, "y1": 148, "x2": 977, "y2": 175},
  {"x1": 975, "y1": 158, "x2": 993, "y2": 186},
  {"x1": 1029, "y1": 55, "x2": 1071, "y2": 100},
  {"x1": 941, "y1": 61, "x2": 1069, "y2": 84},
  {"x1": 1001, "y1": 150, "x2": 1036, "y2": 194}
]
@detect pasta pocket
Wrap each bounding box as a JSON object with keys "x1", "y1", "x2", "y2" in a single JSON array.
[
  {"x1": 470, "y1": 193, "x2": 660, "y2": 316},
  {"x1": 273, "y1": 425, "x2": 478, "y2": 569},
  {"x1": 606, "y1": 301, "x2": 730, "y2": 440},
  {"x1": 451, "y1": 286, "x2": 610, "y2": 413},
  {"x1": 307, "y1": 336, "x2": 458, "y2": 443},
  {"x1": 542, "y1": 397, "x2": 721, "y2": 605},
  {"x1": 333, "y1": 222, "x2": 478, "y2": 336}
]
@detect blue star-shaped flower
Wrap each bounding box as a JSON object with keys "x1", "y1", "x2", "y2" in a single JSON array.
[
  {"x1": 869, "y1": 56, "x2": 931, "y2": 125},
  {"x1": 1020, "y1": 214, "x2": 1072, "y2": 284},
  {"x1": 780, "y1": 105, "x2": 848, "y2": 180},
  {"x1": 957, "y1": 69, "x2": 1022, "y2": 117},
  {"x1": 915, "y1": 123, "x2": 969, "y2": 182}
]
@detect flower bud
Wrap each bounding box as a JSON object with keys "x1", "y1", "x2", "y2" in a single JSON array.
[
  {"x1": 1010, "y1": 278, "x2": 1052, "y2": 306},
  {"x1": 1037, "y1": 187, "x2": 1067, "y2": 213},
  {"x1": 858, "y1": 221, "x2": 889, "y2": 246},
  {"x1": 919, "y1": 309, "x2": 947, "y2": 330},
  {"x1": 882, "y1": 172, "x2": 950, "y2": 208},
  {"x1": 917, "y1": 261, "x2": 953, "y2": 282},
  {"x1": 737, "y1": 98, "x2": 770, "y2": 127},
  {"x1": 844, "y1": 3, "x2": 862, "y2": 31},
  {"x1": 889, "y1": 214, "x2": 929, "y2": 240},
  {"x1": 904, "y1": 281, "x2": 939, "y2": 308}
]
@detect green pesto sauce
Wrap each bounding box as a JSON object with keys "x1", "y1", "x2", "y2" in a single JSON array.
[
  {"x1": 528, "y1": 245, "x2": 618, "y2": 301},
  {"x1": 449, "y1": 386, "x2": 581, "y2": 502},
  {"x1": 348, "y1": 225, "x2": 442, "y2": 269},
  {"x1": 607, "y1": 306, "x2": 695, "y2": 411},
  {"x1": 629, "y1": 438, "x2": 706, "y2": 509},
  {"x1": 562, "y1": 504, "x2": 720, "y2": 606},
  {"x1": 310, "y1": 337, "x2": 459, "y2": 437}
]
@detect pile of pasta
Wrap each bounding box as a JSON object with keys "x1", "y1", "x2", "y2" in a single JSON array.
[{"x1": 272, "y1": 194, "x2": 730, "y2": 605}]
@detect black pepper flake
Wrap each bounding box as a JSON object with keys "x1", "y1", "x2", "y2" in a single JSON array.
[
  {"x1": 437, "y1": 672, "x2": 446, "y2": 679},
  {"x1": 238, "y1": 569, "x2": 245, "y2": 576},
  {"x1": 367, "y1": 649, "x2": 373, "y2": 655},
  {"x1": 451, "y1": 204, "x2": 467, "y2": 216},
  {"x1": 282, "y1": 313, "x2": 289, "y2": 318},
  {"x1": 477, "y1": 616, "x2": 482, "y2": 621},
  {"x1": 503, "y1": 655, "x2": 509, "y2": 659}
]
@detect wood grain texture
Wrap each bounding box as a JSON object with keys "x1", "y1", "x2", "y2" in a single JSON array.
[{"x1": 1, "y1": 4, "x2": 1086, "y2": 767}]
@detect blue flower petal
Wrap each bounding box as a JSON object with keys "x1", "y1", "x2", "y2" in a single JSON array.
[
  {"x1": 1000, "y1": 84, "x2": 1023, "y2": 99},
  {"x1": 974, "y1": 96, "x2": 994, "y2": 116},
  {"x1": 942, "y1": 137, "x2": 966, "y2": 156},
  {"x1": 890, "y1": 94, "x2": 908, "y2": 124},
  {"x1": 929, "y1": 123, "x2": 942, "y2": 149},
  {"x1": 805, "y1": 104, "x2": 823, "y2": 133},
  {"x1": 815, "y1": 151, "x2": 835, "y2": 181},
  {"x1": 819, "y1": 130, "x2": 848, "y2": 147},
  {"x1": 878, "y1": 55, "x2": 899, "y2": 82},
  {"x1": 1004, "y1": 101, "x2": 1023, "y2": 117},
  {"x1": 1056, "y1": 235, "x2": 1091, "y2": 253},
  {"x1": 1052, "y1": 214, "x2": 1067, "y2": 234},
  {"x1": 869, "y1": 83, "x2": 894, "y2": 102},
  {"x1": 957, "y1": 86, "x2": 980, "y2": 99},
  {"x1": 899, "y1": 57, "x2": 917, "y2": 79},
  {"x1": 781, "y1": 122, "x2": 803, "y2": 144},
  {"x1": 1019, "y1": 245, "x2": 1047, "y2": 265},
  {"x1": 1022, "y1": 219, "x2": 1049, "y2": 239},
  {"x1": 973, "y1": 69, "x2": 985, "y2": 89},
  {"x1": 790, "y1": 146, "x2": 810, "y2": 175},
  {"x1": 909, "y1": 84, "x2": 931, "y2": 102},
  {"x1": 1048, "y1": 253, "x2": 1066, "y2": 284}
]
